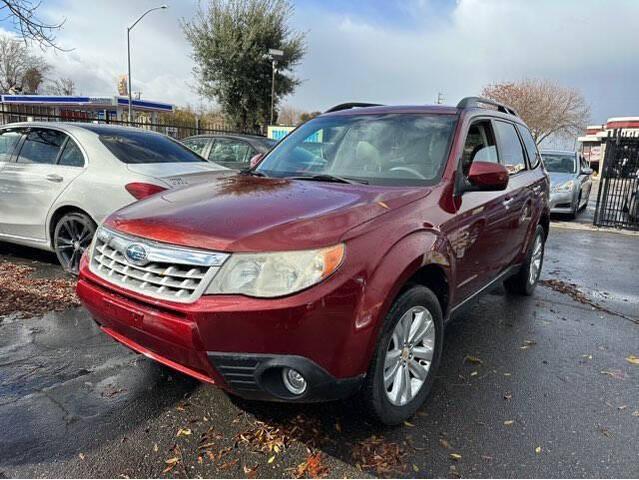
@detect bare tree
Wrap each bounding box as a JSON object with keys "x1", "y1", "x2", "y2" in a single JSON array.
[
  {"x1": 0, "y1": 34, "x2": 50, "y2": 92},
  {"x1": 47, "y1": 77, "x2": 75, "y2": 95},
  {"x1": 481, "y1": 79, "x2": 590, "y2": 144},
  {"x1": 277, "y1": 105, "x2": 301, "y2": 125},
  {"x1": 0, "y1": 0, "x2": 66, "y2": 49}
]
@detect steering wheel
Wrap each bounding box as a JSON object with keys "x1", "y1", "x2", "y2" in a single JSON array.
[{"x1": 389, "y1": 166, "x2": 427, "y2": 179}]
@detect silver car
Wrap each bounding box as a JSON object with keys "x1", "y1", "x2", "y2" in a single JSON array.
[
  {"x1": 541, "y1": 150, "x2": 593, "y2": 218},
  {"x1": 0, "y1": 123, "x2": 228, "y2": 273}
]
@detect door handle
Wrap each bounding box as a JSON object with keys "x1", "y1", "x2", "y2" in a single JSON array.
[
  {"x1": 502, "y1": 197, "x2": 515, "y2": 208},
  {"x1": 45, "y1": 174, "x2": 64, "y2": 183}
]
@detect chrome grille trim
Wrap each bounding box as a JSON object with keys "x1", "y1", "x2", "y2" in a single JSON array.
[{"x1": 89, "y1": 227, "x2": 229, "y2": 303}]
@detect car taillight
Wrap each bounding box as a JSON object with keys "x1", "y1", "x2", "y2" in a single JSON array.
[{"x1": 125, "y1": 182, "x2": 168, "y2": 200}]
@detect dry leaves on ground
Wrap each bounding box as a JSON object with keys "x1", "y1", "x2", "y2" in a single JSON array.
[
  {"x1": 625, "y1": 355, "x2": 639, "y2": 365},
  {"x1": 352, "y1": 435, "x2": 407, "y2": 477},
  {"x1": 290, "y1": 452, "x2": 329, "y2": 479},
  {"x1": 0, "y1": 262, "x2": 79, "y2": 317}
]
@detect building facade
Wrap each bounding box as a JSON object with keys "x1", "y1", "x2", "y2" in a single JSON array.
[{"x1": 578, "y1": 117, "x2": 639, "y2": 173}]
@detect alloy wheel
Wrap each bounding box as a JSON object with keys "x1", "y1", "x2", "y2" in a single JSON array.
[
  {"x1": 55, "y1": 216, "x2": 94, "y2": 274},
  {"x1": 529, "y1": 233, "x2": 543, "y2": 285},
  {"x1": 383, "y1": 306, "x2": 435, "y2": 406}
]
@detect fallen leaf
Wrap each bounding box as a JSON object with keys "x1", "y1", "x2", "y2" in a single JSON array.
[
  {"x1": 470, "y1": 370, "x2": 478, "y2": 377},
  {"x1": 243, "y1": 464, "x2": 258, "y2": 479},
  {"x1": 78, "y1": 453, "x2": 85, "y2": 460},
  {"x1": 504, "y1": 393, "x2": 512, "y2": 401},
  {"x1": 163, "y1": 457, "x2": 179, "y2": 474},
  {"x1": 535, "y1": 446, "x2": 542, "y2": 454},
  {"x1": 464, "y1": 355, "x2": 483, "y2": 365},
  {"x1": 153, "y1": 443, "x2": 158, "y2": 452},
  {"x1": 520, "y1": 340, "x2": 537, "y2": 350},
  {"x1": 601, "y1": 369, "x2": 625, "y2": 380},
  {"x1": 335, "y1": 422, "x2": 341, "y2": 432},
  {"x1": 503, "y1": 420, "x2": 514, "y2": 426},
  {"x1": 449, "y1": 453, "x2": 462, "y2": 461},
  {"x1": 626, "y1": 355, "x2": 639, "y2": 365},
  {"x1": 439, "y1": 438, "x2": 451, "y2": 449},
  {"x1": 404, "y1": 420, "x2": 415, "y2": 427},
  {"x1": 632, "y1": 411, "x2": 639, "y2": 417},
  {"x1": 412, "y1": 464, "x2": 420, "y2": 472},
  {"x1": 177, "y1": 427, "x2": 192, "y2": 437},
  {"x1": 268, "y1": 455, "x2": 275, "y2": 464}
]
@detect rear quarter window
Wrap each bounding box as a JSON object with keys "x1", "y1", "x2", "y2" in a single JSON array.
[
  {"x1": 517, "y1": 125, "x2": 542, "y2": 169},
  {"x1": 100, "y1": 131, "x2": 206, "y2": 164}
]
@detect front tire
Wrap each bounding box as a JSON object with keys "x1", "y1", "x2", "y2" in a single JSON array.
[
  {"x1": 360, "y1": 285, "x2": 443, "y2": 425},
  {"x1": 53, "y1": 212, "x2": 96, "y2": 275},
  {"x1": 504, "y1": 224, "x2": 545, "y2": 295}
]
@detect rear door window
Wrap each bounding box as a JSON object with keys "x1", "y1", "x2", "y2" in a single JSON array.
[
  {"x1": 100, "y1": 131, "x2": 206, "y2": 164},
  {"x1": 183, "y1": 137, "x2": 210, "y2": 156},
  {"x1": 17, "y1": 129, "x2": 66, "y2": 165},
  {"x1": 58, "y1": 138, "x2": 85, "y2": 167},
  {"x1": 516, "y1": 125, "x2": 541, "y2": 169},
  {"x1": 0, "y1": 129, "x2": 23, "y2": 162},
  {"x1": 494, "y1": 121, "x2": 527, "y2": 175}
]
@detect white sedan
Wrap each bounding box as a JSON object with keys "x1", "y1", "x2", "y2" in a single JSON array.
[{"x1": 0, "y1": 122, "x2": 229, "y2": 273}]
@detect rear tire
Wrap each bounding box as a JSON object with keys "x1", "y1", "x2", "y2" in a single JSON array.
[
  {"x1": 53, "y1": 212, "x2": 96, "y2": 275},
  {"x1": 360, "y1": 285, "x2": 443, "y2": 425},
  {"x1": 504, "y1": 225, "x2": 545, "y2": 296}
]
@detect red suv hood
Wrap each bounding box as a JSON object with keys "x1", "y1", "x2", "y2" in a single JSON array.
[{"x1": 106, "y1": 175, "x2": 428, "y2": 252}]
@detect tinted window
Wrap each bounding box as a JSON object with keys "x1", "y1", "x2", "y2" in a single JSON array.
[
  {"x1": 0, "y1": 130, "x2": 22, "y2": 162},
  {"x1": 257, "y1": 114, "x2": 457, "y2": 186},
  {"x1": 100, "y1": 131, "x2": 205, "y2": 164},
  {"x1": 542, "y1": 154, "x2": 576, "y2": 174},
  {"x1": 209, "y1": 138, "x2": 254, "y2": 165},
  {"x1": 494, "y1": 121, "x2": 526, "y2": 174},
  {"x1": 17, "y1": 129, "x2": 65, "y2": 165},
  {"x1": 58, "y1": 138, "x2": 85, "y2": 167},
  {"x1": 183, "y1": 137, "x2": 209, "y2": 156},
  {"x1": 517, "y1": 125, "x2": 541, "y2": 168}
]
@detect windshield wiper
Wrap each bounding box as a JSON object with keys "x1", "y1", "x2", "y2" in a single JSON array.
[
  {"x1": 288, "y1": 174, "x2": 368, "y2": 185},
  {"x1": 239, "y1": 167, "x2": 268, "y2": 177}
]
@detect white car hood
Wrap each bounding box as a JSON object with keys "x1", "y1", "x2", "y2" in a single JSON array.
[{"x1": 126, "y1": 162, "x2": 230, "y2": 188}]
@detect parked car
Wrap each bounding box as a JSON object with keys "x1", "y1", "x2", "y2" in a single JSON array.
[
  {"x1": 0, "y1": 123, "x2": 230, "y2": 273},
  {"x1": 77, "y1": 97, "x2": 550, "y2": 425},
  {"x1": 541, "y1": 150, "x2": 592, "y2": 217},
  {"x1": 182, "y1": 133, "x2": 276, "y2": 170}
]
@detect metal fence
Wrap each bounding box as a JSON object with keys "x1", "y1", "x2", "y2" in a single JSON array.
[
  {"x1": 0, "y1": 107, "x2": 262, "y2": 140},
  {"x1": 594, "y1": 132, "x2": 639, "y2": 230}
]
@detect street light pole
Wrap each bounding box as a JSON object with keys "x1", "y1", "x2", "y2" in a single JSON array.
[
  {"x1": 267, "y1": 48, "x2": 284, "y2": 127},
  {"x1": 127, "y1": 5, "x2": 168, "y2": 123}
]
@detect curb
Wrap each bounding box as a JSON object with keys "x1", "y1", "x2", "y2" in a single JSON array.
[{"x1": 550, "y1": 221, "x2": 639, "y2": 237}]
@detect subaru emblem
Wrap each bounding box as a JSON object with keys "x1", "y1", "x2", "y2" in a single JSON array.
[{"x1": 125, "y1": 243, "x2": 149, "y2": 266}]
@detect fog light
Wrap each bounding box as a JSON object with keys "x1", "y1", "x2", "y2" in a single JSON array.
[{"x1": 282, "y1": 368, "x2": 307, "y2": 395}]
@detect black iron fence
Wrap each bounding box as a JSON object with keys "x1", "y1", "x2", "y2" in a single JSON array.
[
  {"x1": 0, "y1": 106, "x2": 261, "y2": 140},
  {"x1": 594, "y1": 131, "x2": 639, "y2": 230}
]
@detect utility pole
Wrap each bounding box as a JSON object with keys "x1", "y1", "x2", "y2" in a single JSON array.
[{"x1": 436, "y1": 92, "x2": 444, "y2": 105}]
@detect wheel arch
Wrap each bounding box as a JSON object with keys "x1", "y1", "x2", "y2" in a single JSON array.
[{"x1": 48, "y1": 204, "x2": 96, "y2": 247}]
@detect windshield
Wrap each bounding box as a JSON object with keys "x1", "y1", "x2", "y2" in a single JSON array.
[
  {"x1": 100, "y1": 131, "x2": 206, "y2": 164},
  {"x1": 543, "y1": 154, "x2": 576, "y2": 174},
  {"x1": 256, "y1": 113, "x2": 457, "y2": 186}
]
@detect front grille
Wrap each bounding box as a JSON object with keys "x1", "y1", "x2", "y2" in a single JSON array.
[{"x1": 89, "y1": 228, "x2": 229, "y2": 303}]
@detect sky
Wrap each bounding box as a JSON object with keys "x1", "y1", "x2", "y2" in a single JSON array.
[{"x1": 2, "y1": 0, "x2": 639, "y2": 125}]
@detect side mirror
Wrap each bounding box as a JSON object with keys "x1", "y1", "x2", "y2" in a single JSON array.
[
  {"x1": 466, "y1": 161, "x2": 509, "y2": 192},
  {"x1": 249, "y1": 153, "x2": 264, "y2": 168},
  {"x1": 582, "y1": 167, "x2": 593, "y2": 175}
]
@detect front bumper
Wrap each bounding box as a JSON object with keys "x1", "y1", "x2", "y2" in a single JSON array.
[
  {"x1": 549, "y1": 191, "x2": 576, "y2": 213},
  {"x1": 76, "y1": 255, "x2": 367, "y2": 402}
]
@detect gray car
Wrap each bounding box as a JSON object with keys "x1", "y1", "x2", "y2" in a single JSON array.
[
  {"x1": 541, "y1": 150, "x2": 593, "y2": 217},
  {"x1": 182, "y1": 134, "x2": 276, "y2": 170}
]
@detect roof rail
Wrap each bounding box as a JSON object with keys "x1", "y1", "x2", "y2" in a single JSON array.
[
  {"x1": 456, "y1": 97, "x2": 518, "y2": 117},
  {"x1": 324, "y1": 102, "x2": 383, "y2": 113}
]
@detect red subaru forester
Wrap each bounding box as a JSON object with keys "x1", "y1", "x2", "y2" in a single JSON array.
[{"x1": 77, "y1": 98, "x2": 549, "y2": 425}]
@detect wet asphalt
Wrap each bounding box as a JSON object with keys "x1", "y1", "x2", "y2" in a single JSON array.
[{"x1": 0, "y1": 225, "x2": 638, "y2": 478}]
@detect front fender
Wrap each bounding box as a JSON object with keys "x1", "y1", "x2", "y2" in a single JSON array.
[{"x1": 346, "y1": 229, "x2": 453, "y2": 375}]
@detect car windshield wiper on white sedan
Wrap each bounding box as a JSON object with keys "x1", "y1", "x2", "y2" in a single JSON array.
[{"x1": 287, "y1": 173, "x2": 369, "y2": 185}]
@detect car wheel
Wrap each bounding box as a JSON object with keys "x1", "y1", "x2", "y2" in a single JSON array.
[
  {"x1": 360, "y1": 285, "x2": 443, "y2": 425},
  {"x1": 53, "y1": 212, "x2": 96, "y2": 275},
  {"x1": 504, "y1": 224, "x2": 545, "y2": 296}
]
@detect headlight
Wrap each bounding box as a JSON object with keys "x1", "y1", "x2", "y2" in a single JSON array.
[
  {"x1": 205, "y1": 244, "x2": 345, "y2": 298},
  {"x1": 553, "y1": 180, "x2": 575, "y2": 192}
]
